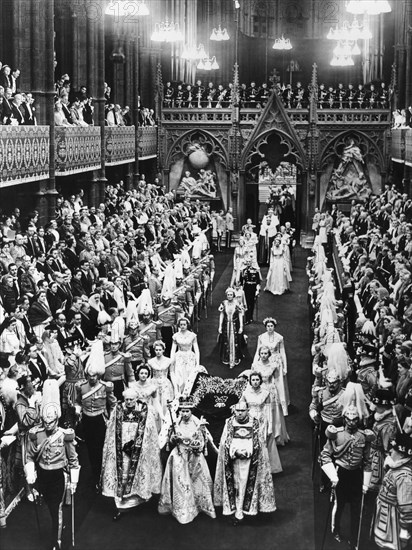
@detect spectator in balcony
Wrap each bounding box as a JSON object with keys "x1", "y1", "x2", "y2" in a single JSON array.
[
  {"x1": 22, "y1": 93, "x2": 36, "y2": 125},
  {"x1": 106, "y1": 104, "x2": 117, "y2": 126},
  {"x1": 0, "y1": 85, "x2": 4, "y2": 123},
  {"x1": 147, "y1": 109, "x2": 155, "y2": 126},
  {"x1": 54, "y1": 98, "x2": 72, "y2": 127},
  {"x1": 10, "y1": 69, "x2": 20, "y2": 94},
  {"x1": 60, "y1": 93, "x2": 74, "y2": 124},
  {"x1": 70, "y1": 97, "x2": 88, "y2": 126},
  {"x1": 2, "y1": 87, "x2": 13, "y2": 123},
  {"x1": 0, "y1": 242, "x2": 14, "y2": 274},
  {"x1": 6, "y1": 93, "x2": 25, "y2": 125},
  {"x1": 83, "y1": 97, "x2": 94, "y2": 125},
  {"x1": 0, "y1": 65, "x2": 12, "y2": 91},
  {"x1": 122, "y1": 106, "x2": 132, "y2": 126}
]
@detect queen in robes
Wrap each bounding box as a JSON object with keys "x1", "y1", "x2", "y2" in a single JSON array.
[
  {"x1": 214, "y1": 401, "x2": 276, "y2": 524},
  {"x1": 264, "y1": 236, "x2": 291, "y2": 296},
  {"x1": 100, "y1": 388, "x2": 163, "y2": 520},
  {"x1": 158, "y1": 396, "x2": 216, "y2": 524}
]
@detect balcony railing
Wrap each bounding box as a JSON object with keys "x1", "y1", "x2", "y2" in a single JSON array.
[
  {"x1": 55, "y1": 126, "x2": 101, "y2": 175},
  {"x1": 162, "y1": 108, "x2": 232, "y2": 124},
  {"x1": 139, "y1": 125, "x2": 157, "y2": 160},
  {"x1": 0, "y1": 125, "x2": 49, "y2": 187},
  {"x1": 106, "y1": 126, "x2": 135, "y2": 166},
  {"x1": 391, "y1": 128, "x2": 412, "y2": 166},
  {"x1": 317, "y1": 109, "x2": 391, "y2": 124}
]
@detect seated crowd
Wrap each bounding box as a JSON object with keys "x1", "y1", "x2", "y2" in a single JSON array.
[
  {"x1": 0, "y1": 62, "x2": 35, "y2": 125},
  {"x1": 163, "y1": 78, "x2": 392, "y2": 111},
  {"x1": 54, "y1": 74, "x2": 155, "y2": 127},
  {"x1": 307, "y1": 185, "x2": 412, "y2": 547}
]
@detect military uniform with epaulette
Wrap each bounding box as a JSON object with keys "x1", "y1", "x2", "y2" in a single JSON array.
[
  {"x1": 75, "y1": 379, "x2": 116, "y2": 483},
  {"x1": 320, "y1": 406, "x2": 375, "y2": 547},
  {"x1": 26, "y1": 425, "x2": 79, "y2": 549},
  {"x1": 123, "y1": 330, "x2": 150, "y2": 374},
  {"x1": 103, "y1": 350, "x2": 135, "y2": 400}
]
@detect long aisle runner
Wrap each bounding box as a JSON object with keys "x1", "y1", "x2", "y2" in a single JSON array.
[{"x1": 2, "y1": 248, "x2": 315, "y2": 550}]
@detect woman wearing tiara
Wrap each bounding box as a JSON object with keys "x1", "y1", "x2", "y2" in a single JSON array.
[
  {"x1": 218, "y1": 287, "x2": 244, "y2": 369},
  {"x1": 158, "y1": 396, "x2": 216, "y2": 524},
  {"x1": 147, "y1": 340, "x2": 175, "y2": 418},
  {"x1": 264, "y1": 235, "x2": 291, "y2": 296},
  {"x1": 254, "y1": 318, "x2": 289, "y2": 415},
  {"x1": 170, "y1": 317, "x2": 200, "y2": 395}
]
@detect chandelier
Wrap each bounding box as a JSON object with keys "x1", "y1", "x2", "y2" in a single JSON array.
[
  {"x1": 327, "y1": 18, "x2": 372, "y2": 41},
  {"x1": 197, "y1": 56, "x2": 219, "y2": 70},
  {"x1": 151, "y1": 20, "x2": 184, "y2": 42},
  {"x1": 346, "y1": 0, "x2": 391, "y2": 14},
  {"x1": 330, "y1": 54, "x2": 355, "y2": 66},
  {"x1": 272, "y1": 35, "x2": 293, "y2": 50},
  {"x1": 210, "y1": 25, "x2": 230, "y2": 41},
  {"x1": 333, "y1": 40, "x2": 361, "y2": 56},
  {"x1": 181, "y1": 44, "x2": 207, "y2": 60},
  {"x1": 105, "y1": 0, "x2": 149, "y2": 16}
]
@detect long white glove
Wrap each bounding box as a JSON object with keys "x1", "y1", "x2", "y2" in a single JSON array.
[
  {"x1": 70, "y1": 467, "x2": 81, "y2": 494},
  {"x1": 24, "y1": 461, "x2": 37, "y2": 485},
  {"x1": 321, "y1": 462, "x2": 339, "y2": 487},
  {"x1": 362, "y1": 470, "x2": 372, "y2": 494}
]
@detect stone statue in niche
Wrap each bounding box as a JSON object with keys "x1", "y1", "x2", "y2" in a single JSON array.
[
  {"x1": 177, "y1": 141, "x2": 219, "y2": 198},
  {"x1": 326, "y1": 138, "x2": 372, "y2": 202}
]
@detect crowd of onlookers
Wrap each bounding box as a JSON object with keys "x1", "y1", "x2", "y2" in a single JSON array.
[
  {"x1": 54, "y1": 74, "x2": 155, "y2": 127},
  {"x1": 163, "y1": 79, "x2": 393, "y2": 110},
  {"x1": 392, "y1": 106, "x2": 412, "y2": 129},
  {"x1": 0, "y1": 62, "x2": 36, "y2": 125}
]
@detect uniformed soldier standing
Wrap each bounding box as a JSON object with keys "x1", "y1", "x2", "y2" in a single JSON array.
[
  {"x1": 123, "y1": 301, "x2": 150, "y2": 373},
  {"x1": 103, "y1": 335, "x2": 135, "y2": 400},
  {"x1": 25, "y1": 380, "x2": 80, "y2": 550},
  {"x1": 239, "y1": 259, "x2": 261, "y2": 324},
  {"x1": 320, "y1": 404, "x2": 375, "y2": 549},
  {"x1": 75, "y1": 341, "x2": 116, "y2": 487},
  {"x1": 156, "y1": 292, "x2": 182, "y2": 356}
]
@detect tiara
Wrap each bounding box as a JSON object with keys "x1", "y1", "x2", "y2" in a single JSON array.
[{"x1": 263, "y1": 317, "x2": 277, "y2": 326}]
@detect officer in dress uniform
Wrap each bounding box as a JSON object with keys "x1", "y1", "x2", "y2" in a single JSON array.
[
  {"x1": 318, "y1": 83, "x2": 327, "y2": 109},
  {"x1": 366, "y1": 84, "x2": 378, "y2": 109},
  {"x1": 25, "y1": 380, "x2": 80, "y2": 550},
  {"x1": 239, "y1": 258, "x2": 261, "y2": 325},
  {"x1": 122, "y1": 301, "x2": 150, "y2": 374},
  {"x1": 257, "y1": 83, "x2": 270, "y2": 107},
  {"x1": 193, "y1": 80, "x2": 205, "y2": 108},
  {"x1": 355, "y1": 84, "x2": 366, "y2": 109},
  {"x1": 282, "y1": 84, "x2": 294, "y2": 109},
  {"x1": 335, "y1": 83, "x2": 346, "y2": 110},
  {"x1": 156, "y1": 291, "x2": 183, "y2": 357},
  {"x1": 75, "y1": 341, "x2": 116, "y2": 487},
  {"x1": 246, "y1": 81, "x2": 259, "y2": 108},
  {"x1": 103, "y1": 333, "x2": 135, "y2": 400},
  {"x1": 321, "y1": 404, "x2": 375, "y2": 549},
  {"x1": 344, "y1": 84, "x2": 356, "y2": 109},
  {"x1": 174, "y1": 84, "x2": 184, "y2": 108},
  {"x1": 326, "y1": 85, "x2": 336, "y2": 109},
  {"x1": 378, "y1": 82, "x2": 389, "y2": 109},
  {"x1": 293, "y1": 81, "x2": 306, "y2": 109},
  {"x1": 163, "y1": 82, "x2": 174, "y2": 108}
]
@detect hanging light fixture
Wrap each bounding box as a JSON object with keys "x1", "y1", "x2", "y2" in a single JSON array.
[
  {"x1": 327, "y1": 18, "x2": 371, "y2": 41},
  {"x1": 151, "y1": 20, "x2": 184, "y2": 42},
  {"x1": 106, "y1": 0, "x2": 149, "y2": 16},
  {"x1": 346, "y1": 0, "x2": 391, "y2": 15},
  {"x1": 210, "y1": 25, "x2": 230, "y2": 41},
  {"x1": 197, "y1": 55, "x2": 219, "y2": 70},
  {"x1": 181, "y1": 43, "x2": 208, "y2": 61},
  {"x1": 333, "y1": 40, "x2": 361, "y2": 57},
  {"x1": 330, "y1": 54, "x2": 355, "y2": 66},
  {"x1": 272, "y1": 35, "x2": 293, "y2": 50}
]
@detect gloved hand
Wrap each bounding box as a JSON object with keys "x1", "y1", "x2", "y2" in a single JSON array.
[{"x1": 24, "y1": 462, "x2": 37, "y2": 485}]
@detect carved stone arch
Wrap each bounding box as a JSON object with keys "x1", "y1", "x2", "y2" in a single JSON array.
[
  {"x1": 240, "y1": 128, "x2": 307, "y2": 173},
  {"x1": 165, "y1": 129, "x2": 230, "y2": 170},
  {"x1": 318, "y1": 130, "x2": 386, "y2": 172}
]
